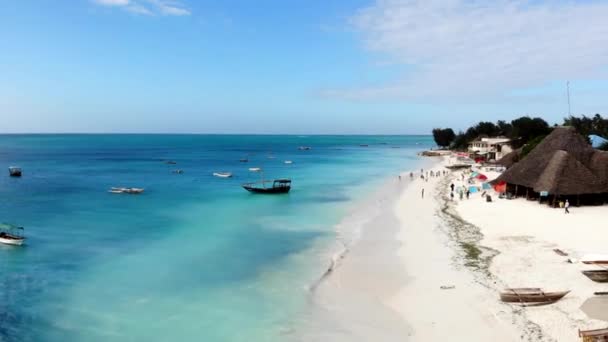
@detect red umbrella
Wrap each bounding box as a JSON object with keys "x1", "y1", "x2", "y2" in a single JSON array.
[{"x1": 476, "y1": 174, "x2": 488, "y2": 181}]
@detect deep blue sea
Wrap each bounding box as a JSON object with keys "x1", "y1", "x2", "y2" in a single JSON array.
[{"x1": 0, "y1": 134, "x2": 432, "y2": 341}]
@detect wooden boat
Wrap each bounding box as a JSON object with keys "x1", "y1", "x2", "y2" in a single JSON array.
[
  {"x1": 165, "y1": 160, "x2": 177, "y2": 165},
  {"x1": 581, "y1": 254, "x2": 608, "y2": 265},
  {"x1": 582, "y1": 270, "x2": 608, "y2": 283},
  {"x1": 445, "y1": 164, "x2": 472, "y2": 170},
  {"x1": 298, "y1": 146, "x2": 311, "y2": 151},
  {"x1": 8, "y1": 166, "x2": 22, "y2": 177},
  {"x1": 0, "y1": 223, "x2": 25, "y2": 246},
  {"x1": 248, "y1": 167, "x2": 261, "y2": 172},
  {"x1": 213, "y1": 172, "x2": 232, "y2": 178},
  {"x1": 579, "y1": 327, "x2": 608, "y2": 341},
  {"x1": 239, "y1": 158, "x2": 248, "y2": 163},
  {"x1": 359, "y1": 144, "x2": 369, "y2": 147},
  {"x1": 500, "y1": 288, "x2": 570, "y2": 304},
  {"x1": 242, "y1": 179, "x2": 291, "y2": 194}
]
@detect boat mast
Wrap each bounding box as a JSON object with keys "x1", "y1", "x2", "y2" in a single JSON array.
[{"x1": 567, "y1": 81, "x2": 571, "y2": 116}]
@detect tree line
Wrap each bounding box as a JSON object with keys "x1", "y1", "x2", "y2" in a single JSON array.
[{"x1": 432, "y1": 114, "x2": 608, "y2": 152}]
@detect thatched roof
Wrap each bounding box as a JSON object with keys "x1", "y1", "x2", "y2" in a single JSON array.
[
  {"x1": 497, "y1": 148, "x2": 522, "y2": 168},
  {"x1": 494, "y1": 126, "x2": 608, "y2": 195}
]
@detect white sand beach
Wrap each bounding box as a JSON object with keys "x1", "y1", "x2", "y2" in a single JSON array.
[
  {"x1": 301, "y1": 155, "x2": 608, "y2": 341},
  {"x1": 453, "y1": 169, "x2": 608, "y2": 341}
]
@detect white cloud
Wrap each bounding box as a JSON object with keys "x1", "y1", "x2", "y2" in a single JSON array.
[
  {"x1": 92, "y1": 0, "x2": 190, "y2": 16},
  {"x1": 94, "y1": 0, "x2": 130, "y2": 5},
  {"x1": 329, "y1": 0, "x2": 608, "y2": 101}
]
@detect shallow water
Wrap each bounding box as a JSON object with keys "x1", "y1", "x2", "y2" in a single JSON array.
[{"x1": 0, "y1": 134, "x2": 432, "y2": 341}]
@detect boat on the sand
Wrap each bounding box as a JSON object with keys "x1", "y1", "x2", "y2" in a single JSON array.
[
  {"x1": 582, "y1": 270, "x2": 608, "y2": 283},
  {"x1": 213, "y1": 172, "x2": 232, "y2": 178},
  {"x1": 500, "y1": 288, "x2": 570, "y2": 304},
  {"x1": 0, "y1": 223, "x2": 25, "y2": 246},
  {"x1": 581, "y1": 254, "x2": 608, "y2": 265},
  {"x1": 579, "y1": 327, "x2": 608, "y2": 340}
]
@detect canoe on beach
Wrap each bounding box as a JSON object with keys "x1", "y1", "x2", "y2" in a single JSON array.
[
  {"x1": 500, "y1": 288, "x2": 570, "y2": 304},
  {"x1": 582, "y1": 270, "x2": 608, "y2": 283},
  {"x1": 581, "y1": 254, "x2": 608, "y2": 265}
]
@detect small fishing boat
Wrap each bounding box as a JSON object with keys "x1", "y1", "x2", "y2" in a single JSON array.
[
  {"x1": 359, "y1": 144, "x2": 369, "y2": 147},
  {"x1": 579, "y1": 327, "x2": 608, "y2": 340},
  {"x1": 242, "y1": 179, "x2": 291, "y2": 194},
  {"x1": 242, "y1": 167, "x2": 290, "y2": 194},
  {"x1": 165, "y1": 160, "x2": 177, "y2": 165},
  {"x1": 239, "y1": 158, "x2": 249, "y2": 163},
  {"x1": 8, "y1": 166, "x2": 22, "y2": 177},
  {"x1": 500, "y1": 288, "x2": 570, "y2": 304},
  {"x1": 0, "y1": 223, "x2": 25, "y2": 246},
  {"x1": 284, "y1": 160, "x2": 293, "y2": 164},
  {"x1": 582, "y1": 270, "x2": 608, "y2": 283},
  {"x1": 172, "y1": 169, "x2": 184, "y2": 174},
  {"x1": 298, "y1": 146, "x2": 311, "y2": 151},
  {"x1": 213, "y1": 172, "x2": 232, "y2": 178},
  {"x1": 581, "y1": 254, "x2": 608, "y2": 265},
  {"x1": 109, "y1": 187, "x2": 144, "y2": 194}
]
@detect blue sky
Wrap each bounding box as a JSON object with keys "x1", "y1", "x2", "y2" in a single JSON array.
[{"x1": 1, "y1": 0, "x2": 608, "y2": 134}]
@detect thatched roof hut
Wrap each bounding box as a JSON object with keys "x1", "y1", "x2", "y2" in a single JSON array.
[
  {"x1": 497, "y1": 148, "x2": 522, "y2": 168},
  {"x1": 494, "y1": 127, "x2": 608, "y2": 196}
]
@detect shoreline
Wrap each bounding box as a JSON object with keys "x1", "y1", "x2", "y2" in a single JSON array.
[
  {"x1": 296, "y1": 154, "x2": 608, "y2": 341},
  {"x1": 294, "y1": 157, "x2": 441, "y2": 341}
]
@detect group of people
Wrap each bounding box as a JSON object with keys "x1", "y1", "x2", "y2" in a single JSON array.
[
  {"x1": 412, "y1": 168, "x2": 449, "y2": 199},
  {"x1": 449, "y1": 182, "x2": 471, "y2": 201}
]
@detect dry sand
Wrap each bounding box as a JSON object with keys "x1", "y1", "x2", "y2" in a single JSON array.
[
  {"x1": 299, "y1": 156, "x2": 608, "y2": 341},
  {"x1": 453, "y1": 167, "x2": 608, "y2": 341}
]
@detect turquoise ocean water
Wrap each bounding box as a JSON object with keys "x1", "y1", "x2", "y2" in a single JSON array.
[{"x1": 0, "y1": 134, "x2": 432, "y2": 341}]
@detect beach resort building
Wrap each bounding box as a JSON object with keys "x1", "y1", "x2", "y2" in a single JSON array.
[
  {"x1": 468, "y1": 137, "x2": 513, "y2": 161},
  {"x1": 493, "y1": 127, "x2": 608, "y2": 206}
]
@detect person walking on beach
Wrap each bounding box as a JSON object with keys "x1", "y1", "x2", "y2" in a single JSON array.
[
  {"x1": 421, "y1": 188, "x2": 424, "y2": 199},
  {"x1": 450, "y1": 183, "x2": 454, "y2": 192},
  {"x1": 450, "y1": 191, "x2": 454, "y2": 201},
  {"x1": 466, "y1": 189, "x2": 470, "y2": 199},
  {"x1": 565, "y1": 199, "x2": 570, "y2": 214}
]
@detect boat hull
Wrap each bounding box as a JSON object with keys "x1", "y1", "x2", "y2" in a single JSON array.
[
  {"x1": 500, "y1": 289, "x2": 570, "y2": 303},
  {"x1": 0, "y1": 236, "x2": 25, "y2": 246},
  {"x1": 242, "y1": 185, "x2": 290, "y2": 194},
  {"x1": 582, "y1": 270, "x2": 608, "y2": 283}
]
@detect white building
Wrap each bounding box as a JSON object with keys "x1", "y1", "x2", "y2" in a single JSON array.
[{"x1": 468, "y1": 137, "x2": 513, "y2": 161}]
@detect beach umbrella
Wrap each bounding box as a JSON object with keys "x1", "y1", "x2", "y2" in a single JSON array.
[
  {"x1": 471, "y1": 172, "x2": 479, "y2": 177},
  {"x1": 468, "y1": 186, "x2": 479, "y2": 193},
  {"x1": 482, "y1": 183, "x2": 492, "y2": 190},
  {"x1": 493, "y1": 181, "x2": 507, "y2": 193},
  {"x1": 476, "y1": 174, "x2": 488, "y2": 181}
]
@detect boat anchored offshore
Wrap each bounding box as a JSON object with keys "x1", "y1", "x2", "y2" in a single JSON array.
[
  {"x1": 109, "y1": 187, "x2": 145, "y2": 194},
  {"x1": 242, "y1": 167, "x2": 291, "y2": 194},
  {"x1": 243, "y1": 179, "x2": 291, "y2": 194},
  {"x1": 213, "y1": 172, "x2": 232, "y2": 178},
  {"x1": 8, "y1": 166, "x2": 22, "y2": 177},
  {"x1": 0, "y1": 223, "x2": 25, "y2": 246}
]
